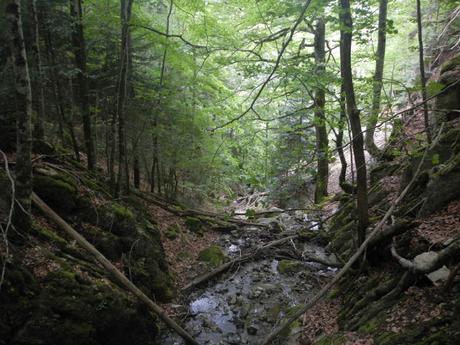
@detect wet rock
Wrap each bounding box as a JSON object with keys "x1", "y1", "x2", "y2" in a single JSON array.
[
  {"x1": 226, "y1": 333, "x2": 241, "y2": 344},
  {"x1": 247, "y1": 324, "x2": 259, "y2": 335}
]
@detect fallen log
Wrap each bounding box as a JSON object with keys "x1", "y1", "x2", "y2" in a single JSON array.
[
  {"x1": 132, "y1": 190, "x2": 268, "y2": 228},
  {"x1": 32, "y1": 192, "x2": 199, "y2": 345},
  {"x1": 182, "y1": 235, "x2": 298, "y2": 292}
]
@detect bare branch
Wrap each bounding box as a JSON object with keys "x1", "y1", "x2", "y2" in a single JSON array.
[{"x1": 210, "y1": 0, "x2": 316, "y2": 131}]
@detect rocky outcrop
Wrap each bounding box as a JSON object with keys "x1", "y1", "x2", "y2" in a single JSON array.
[{"x1": 0, "y1": 157, "x2": 174, "y2": 345}]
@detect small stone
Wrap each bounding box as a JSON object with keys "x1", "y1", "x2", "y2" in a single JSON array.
[{"x1": 226, "y1": 333, "x2": 241, "y2": 344}]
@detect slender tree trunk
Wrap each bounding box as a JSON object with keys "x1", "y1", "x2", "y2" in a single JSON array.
[
  {"x1": 133, "y1": 150, "x2": 140, "y2": 189},
  {"x1": 151, "y1": 0, "x2": 173, "y2": 196},
  {"x1": 6, "y1": 0, "x2": 33, "y2": 231},
  {"x1": 115, "y1": 0, "x2": 133, "y2": 196},
  {"x1": 313, "y1": 16, "x2": 329, "y2": 203},
  {"x1": 29, "y1": 0, "x2": 45, "y2": 140},
  {"x1": 70, "y1": 0, "x2": 96, "y2": 170},
  {"x1": 339, "y1": 0, "x2": 369, "y2": 245},
  {"x1": 365, "y1": 0, "x2": 388, "y2": 157},
  {"x1": 337, "y1": 85, "x2": 354, "y2": 194},
  {"x1": 416, "y1": 0, "x2": 431, "y2": 143}
]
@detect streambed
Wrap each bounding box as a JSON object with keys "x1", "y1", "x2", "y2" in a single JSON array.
[{"x1": 159, "y1": 212, "x2": 337, "y2": 345}]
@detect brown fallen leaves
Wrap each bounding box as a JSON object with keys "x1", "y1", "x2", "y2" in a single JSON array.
[{"x1": 415, "y1": 200, "x2": 460, "y2": 245}]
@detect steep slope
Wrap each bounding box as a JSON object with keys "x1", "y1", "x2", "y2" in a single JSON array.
[{"x1": 0, "y1": 152, "x2": 174, "y2": 345}]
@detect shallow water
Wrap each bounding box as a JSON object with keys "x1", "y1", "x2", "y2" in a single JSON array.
[{"x1": 159, "y1": 212, "x2": 335, "y2": 345}]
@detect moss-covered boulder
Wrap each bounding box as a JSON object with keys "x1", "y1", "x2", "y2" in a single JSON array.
[
  {"x1": 0, "y1": 258, "x2": 159, "y2": 345},
  {"x1": 434, "y1": 53, "x2": 460, "y2": 127},
  {"x1": 33, "y1": 173, "x2": 78, "y2": 213},
  {"x1": 198, "y1": 245, "x2": 227, "y2": 267},
  {"x1": 418, "y1": 152, "x2": 460, "y2": 216}
]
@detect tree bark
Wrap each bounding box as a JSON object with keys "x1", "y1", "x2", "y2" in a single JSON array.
[
  {"x1": 339, "y1": 0, "x2": 369, "y2": 245},
  {"x1": 69, "y1": 0, "x2": 96, "y2": 170},
  {"x1": 416, "y1": 0, "x2": 431, "y2": 143},
  {"x1": 29, "y1": 0, "x2": 45, "y2": 140},
  {"x1": 313, "y1": 16, "x2": 329, "y2": 203},
  {"x1": 365, "y1": 0, "x2": 388, "y2": 157},
  {"x1": 115, "y1": 0, "x2": 133, "y2": 196},
  {"x1": 6, "y1": 0, "x2": 33, "y2": 232}
]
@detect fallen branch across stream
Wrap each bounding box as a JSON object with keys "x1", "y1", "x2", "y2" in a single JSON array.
[
  {"x1": 182, "y1": 234, "x2": 298, "y2": 292},
  {"x1": 260, "y1": 125, "x2": 445, "y2": 345},
  {"x1": 132, "y1": 190, "x2": 268, "y2": 229},
  {"x1": 32, "y1": 192, "x2": 199, "y2": 345}
]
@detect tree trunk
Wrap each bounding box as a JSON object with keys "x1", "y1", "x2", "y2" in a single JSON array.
[
  {"x1": 339, "y1": 0, "x2": 369, "y2": 245},
  {"x1": 6, "y1": 0, "x2": 33, "y2": 232},
  {"x1": 337, "y1": 84, "x2": 354, "y2": 194},
  {"x1": 69, "y1": 0, "x2": 96, "y2": 170},
  {"x1": 115, "y1": 0, "x2": 133, "y2": 196},
  {"x1": 133, "y1": 154, "x2": 140, "y2": 189},
  {"x1": 29, "y1": 0, "x2": 45, "y2": 140},
  {"x1": 365, "y1": 0, "x2": 388, "y2": 157},
  {"x1": 416, "y1": 0, "x2": 431, "y2": 143},
  {"x1": 313, "y1": 16, "x2": 329, "y2": 204},
  {"x1": 43, "y1": 26, "x2": 80, "y2": 161}
]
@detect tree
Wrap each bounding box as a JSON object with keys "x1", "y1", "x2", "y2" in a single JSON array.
[
  {"x1": 6, "y1": 0, "x2": 33, "y2": 231},
  {"x1": 416, "y1": 0, "x2": 431, "y2": 143},
  {"x1": 115, "y1": 0, "x2": 134, "y2": 196},
  {"x1": 29, "y1": 0, "x2": 45, "y2": 140},
  {"x1": 69, "y1": 0, "x2": 96, "y2": 170},
  {"x1": 365, "y1": 0, "x2": 388, "y2": 157},
  {"x1": 313, "y1": 15, "x2": 329, "y2": 203},
  {"x1": 339, "y1": 0, "x2": 369, "y2": 245}
]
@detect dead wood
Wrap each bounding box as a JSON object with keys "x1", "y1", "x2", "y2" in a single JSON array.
[{"x1": 182, "y1": 235, "x2": 298, "y2": 292}]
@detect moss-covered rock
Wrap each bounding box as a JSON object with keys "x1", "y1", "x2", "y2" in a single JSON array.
[
  {"x1": 0, "y1": 259, "x2": 159, "y2": 345},
  {"x1": 198, "y1": 245, "x2": 227, "y2": 267},
  {"x1": 418, "y1": 152, "x2": 460, "y2": 216},
  {"x1": 185, "y1": 216, "x2": 204, "y2": 235},
  {"x1": 434, "y1": 53, "x2": 460, "y2": 127},
  {"x1": 33, "y1": 174, "x2": 78, "y2": 213},
  {"x1": 278, "y1": 260, "x2": 303, "y2": 274}
]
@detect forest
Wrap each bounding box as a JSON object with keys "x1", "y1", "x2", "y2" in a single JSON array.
[{"x1": 0, "y1": 0, "x2": 459, "y2": 344}]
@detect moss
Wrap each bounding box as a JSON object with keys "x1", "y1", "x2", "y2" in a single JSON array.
[
  {"x1": 33, "y1": 222, "x2": 67, "y2": 247},
  {"x1": 315, "y1": 334, "x2": 346, "y2": 345},
  {"x1": 165, "y1": 224, "x2": 179, "y2": 240},
  {"x1": 198, "y1": 245, "x2": 226, "y2": 267},
  {"x1": 278, "y1": 260, "x2": 303, "y2": 274},
  {"x1": 111, "y1": 203, "x2": 135, "y2": 221},
  {"x1": 328, "y1": 288, "x2": 341, "y2": 299},
  {"x1": 358, "y1": 319, "x2": 378, "y2": 334},
  {"x1": 33, "y1": 175, "x2": 78, "y2": 213},
  {"x1": 185, "y1": 216, "x2": 204, "y2": 235},
  {"x1": 440, "y1": 53, "x2": 460, "y2": 74}
]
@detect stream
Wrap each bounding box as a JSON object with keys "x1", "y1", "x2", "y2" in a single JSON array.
[{"x1": 159, "y1": 209, "x2": 338, "y2": 345}]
